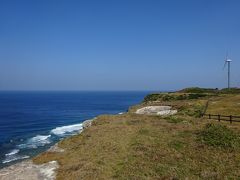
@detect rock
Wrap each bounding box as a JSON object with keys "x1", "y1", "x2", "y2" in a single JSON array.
[
  {"x1": 82, "y1": 119, "x2": 94, "y2": 129},
  {"x1": 157, "y1": 109, "x2": 178, "y2": 115},
  {"x1": 136, "y1": 106, "x2": 177, "y2": 116},
  {"x1": 47, "y1": 143, "x2": 64, "y2": 153},
  {"x1": 0, "y1": 160, "x2": 58, "y2": 180}
]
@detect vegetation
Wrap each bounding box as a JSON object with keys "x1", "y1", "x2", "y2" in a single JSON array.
[
  {"x1": 178, "y1": 101, "x2": 206, "y2": 118},
  {"x1": 220, "y1": 88, "x2": 240, "y2": 94},
  {"x1": 179, "y1": 87, "x2": 219, "y2": 93},
  {"x1": 144, "y1": 92, "x2": 209, "y2": 103},
  {"x1": 198, "y1": 123, "x2": 240, "y2": 149},
  {"x1": 143, "y1": 93, "x2": 164, "y2": 102},
  {"x1": 165, "y1": 116, "x2": 184, "y2": 123},
  {"x1": 206, "y1": 94, "x2": 240, "y2": 115},
  {"x1": 32, "y1": 88, "x2": 240, "y2": 179},
  {"x1": 180, "y1": 87, "x2": 240, "y2": 94}
]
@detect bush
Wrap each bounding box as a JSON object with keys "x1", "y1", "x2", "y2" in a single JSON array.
[
  {"x1": 144, "y1": 94, "x2": 163, "y2": 102},
  {"x1": 165, "y1": 116, "x2": 184, "y2": 123},
  {"x1": 179, "y1": 103, "x2": 204, "y2": 118},
  {"x1": 179, "y1": 87, "x2": 218, "y2": 94},
  {"x1": 180, "y1": 87, "x2": 240, "y2": 94},
  {"x1": 198, "y1": 124, "x2": 240, "y2": 149},
  {"x1": 188, "y1": 93, "x2": 207, "y2": 99},
  {"x1": 143, "y1": 93, "x2": 176, "y2": 102},
  {"x1": 144, "y1": 91, "x2": 211, "y2": 103},
  {"x1": 176, "y1": 94, "x2": 187, "y2": 100},
  {"x1": 220, "y1": 88, "x2": 240, "y2": 94},
  {"x1": 162, "y1": 95, "x2": 175, "y2": 101}
]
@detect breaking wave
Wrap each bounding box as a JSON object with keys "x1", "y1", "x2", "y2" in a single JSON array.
[
  {"x1": 51, "y1": 123, "x2": 83, "y2": 136},
  {"x1": 2, "y1": 123, "x2": 84, "y2": 164},
  {"x1": 2, "y1": 149, "x2": 29, "y2": 164},
  {"x1": 5, "y1": 149, "x2": 19, "y2": 156},
  {"x1": 18, "y1": 135, "x2": 52, "y2": 149}
]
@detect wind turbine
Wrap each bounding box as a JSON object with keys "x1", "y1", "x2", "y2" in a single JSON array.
[{"x1": 223, "y1": 53, "x2": 232, "y2": 89}]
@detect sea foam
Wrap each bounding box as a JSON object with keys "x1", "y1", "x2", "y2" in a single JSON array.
[
  {"x1": 3, "y1": 123, "x2": 84, "y2": 164},
  {"x1": 18, "y1": 135, "x2": 51, "y2": 149},
  {"x1": 51, "y1": 123, "x2": 83, "y2": 136},
  {"x1": 5, "y1": 149, "x2": 19, "y2": 156},
  {"x1": 2, "y1": 149, "x2": 29, "y2": 164}
]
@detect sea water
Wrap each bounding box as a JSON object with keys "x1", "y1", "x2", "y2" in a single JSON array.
[{"x1": 0, "y1": 91, "x2": 149, "y2": 168}]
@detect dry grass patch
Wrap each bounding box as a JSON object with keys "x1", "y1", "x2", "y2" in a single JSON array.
[
  {"x1": 32, "y1": 92, "x2": 240, "y2": 179},
  {"x1": 206, "y1": 94, "x2": 240, "y2": 116}
]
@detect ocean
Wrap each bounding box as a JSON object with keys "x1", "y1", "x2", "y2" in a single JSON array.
[{"x1": 0, "y1": 91, "x2": 149, "y2": 168}]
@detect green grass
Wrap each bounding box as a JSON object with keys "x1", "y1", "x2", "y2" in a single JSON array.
[
  {"x1": 178, "y1": 100, "x2": 206, "y2": 118},
  {"x1": 168, "y1": 140, "x2": 185, "y2": 151},
  {"x1": 165, "y1": 116, "x2": 184, "y2": 123},
  {"x1": 198, "y1": 123, "x2": 240, "y2": 149}
]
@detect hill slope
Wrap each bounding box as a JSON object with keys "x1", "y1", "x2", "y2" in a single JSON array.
[{"x1": 33, "y1": 90, "x2": 240, "y2": 179}]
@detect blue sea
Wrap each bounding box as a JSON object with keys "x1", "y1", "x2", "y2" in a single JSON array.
[{"x1": 0, "y1": 91, "x2": 149, "y2": 168}]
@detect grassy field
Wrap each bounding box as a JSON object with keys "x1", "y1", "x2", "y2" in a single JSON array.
[
  {"x1": 33, "y1": 88, "x2": 240, "y2": 179},
  {"x1": 206, "y1": 94, "x2": 240, "y2": 115}
]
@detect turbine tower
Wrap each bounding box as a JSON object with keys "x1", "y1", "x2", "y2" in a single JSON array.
[{"x1": 223, "y1": 53, "x2": 232, "y2": 89}]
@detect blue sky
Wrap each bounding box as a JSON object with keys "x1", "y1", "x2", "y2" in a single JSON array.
[{"x1": 0, "y1": 0, "x2": 239, "y2": 91}]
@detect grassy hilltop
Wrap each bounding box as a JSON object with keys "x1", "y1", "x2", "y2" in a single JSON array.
[{"x1": 33, "y1": 87, "x2": 240, "y2": 179}]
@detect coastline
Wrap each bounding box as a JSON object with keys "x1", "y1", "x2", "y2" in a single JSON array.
[
  {"x1": 0, "y1": 118, "x2": 95, "y2": 180},
  {"x1": 1, "y1": 89, "x2": 240, "y2": 179},
  {"x1": 0, "y1": 91, "x2": 146, "y2": 169}
]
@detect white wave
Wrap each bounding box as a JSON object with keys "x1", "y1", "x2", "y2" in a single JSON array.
[
  {"x1": 3, "y1": 149, "x2": 29, "y2": 164},
  {"x1": 51, "y1": 123, "x2": 83, "y2": 136},
  {"x1": 18, "y1": 135, "x2": 51, "y2": 149},
  {"x1": 2, "y1": 155, "x2": 29, "y2": 164},
  {"x1": 5, "y1": 149, "x2": 20, "y2": 156}
]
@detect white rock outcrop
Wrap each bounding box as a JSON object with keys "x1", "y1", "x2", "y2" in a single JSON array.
[
  {"x1": 82, "y1": 119, "x2": 93, "y2": 129},
  {"x1": 0, "y1": 160, "x2": 58, "y2": 180},
  {"x1": 136, "y1": 106, "x2": 177, "y2": 116}
]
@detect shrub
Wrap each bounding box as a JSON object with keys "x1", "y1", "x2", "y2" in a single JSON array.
[
  {"x1": 179, "y1": 104, "x2": 204, "y2": 118},
  {"x1": 220, "y1": 88, "x2": 240, "y2": 94},
  {"x1": 144, "y1": 91, "x2": 211, "y2": 103},
  {"x1": 144, "y1": 94, "x2": 163, "y2": 102},
  {"x1": 188, "y1": 93, "x2": 207, "y2": 99},
  {"x1": 176, "y1": 94, "x2": 187, "y2": 100},
  {"x1": 198, "y1": 124, "x2": 240, "y2": 149},
  {"x1": 143, "y1": 93, "x2": 176, "y2": 102},
  {"x1": 179, "y1": 87, "x2": 218, "y2": 94},
  {"x1": 162, "y1": 95, "x2": 175, "y2": 101},
  {"x1": 165, "y1": 116, "x2": 184, "y2": 123}
]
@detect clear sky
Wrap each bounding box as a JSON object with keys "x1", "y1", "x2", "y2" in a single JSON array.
[{"x1": 0, "y1": 0, "x2": 239, "y2": 91}]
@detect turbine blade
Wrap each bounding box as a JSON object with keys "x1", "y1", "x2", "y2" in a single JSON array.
[{"x1": 223, "y1": 61, "x2": 227, "y2": 70}]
